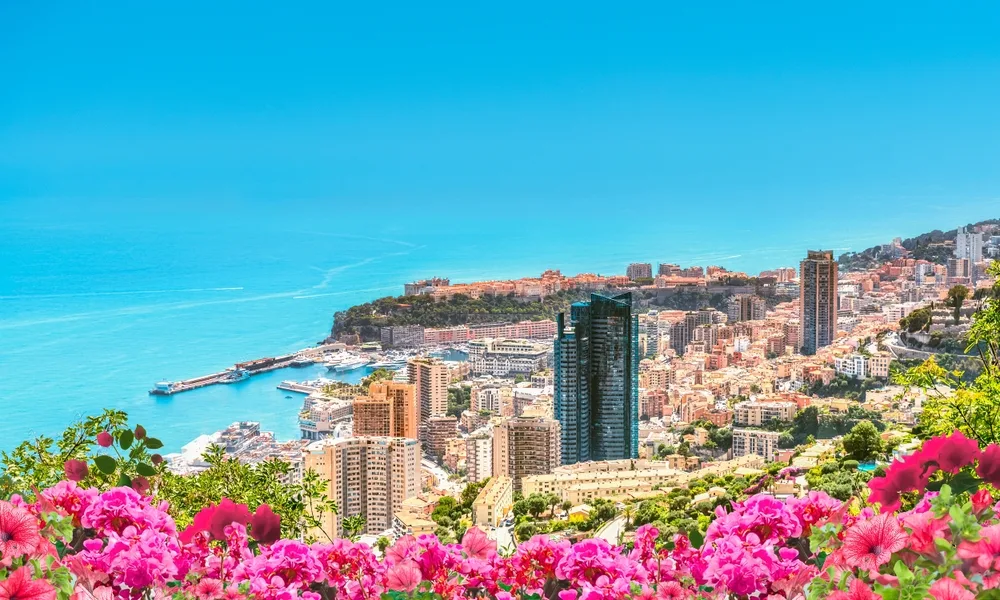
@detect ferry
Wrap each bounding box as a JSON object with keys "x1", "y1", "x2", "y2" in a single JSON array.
[{"x1": 219, "y1": 367, "x2": 251, "y2": 383}]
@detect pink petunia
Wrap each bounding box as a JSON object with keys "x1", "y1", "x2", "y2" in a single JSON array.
[
  {"x1": 919, "y1": 431, "x2": 980, "y2": 474},
  {"x1": 461, "y1": 526, "x2": 497, "y2": 561},
  {"x1": 0, "y1": 501, "x2": 43, "y2": 559},
  {"x1": 829, "y1": 579, "x2": 878, "y2": 600},
  {"x1": 929, "y1": 578, "x2": 976, "y2": 600},
  {"x1": 0, "y1": 567, "x2": 56, "y2": 600},
  {"x1": 841, "y1": 513, "x2": 908, "y2": 571},
  {"x1": 385, "y1": 559, "x2": 422, "y2": 592}
]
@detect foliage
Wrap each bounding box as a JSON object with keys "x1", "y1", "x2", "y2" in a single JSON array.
[
  {"x1": 841, "y1": 420, "x2": 884, "y2": 462},
  {"x1": 900, "y1": 261, "x2": 1000, "y2": 446},
  {"x1": 446, "y1": 385, "x2": 471, "y2": 418},
  {"x1": 361, "y1": 368, "x2": 397, "y2": 388},
  {"x1": 947, "y1": 285, "x2": 970, "y2": 325},
  {"x1": 900, "y1": 306, "x2": 932, "y2": 333},
  {"x1": 332, "y1": 289, "x2": 587, "y2": 341},
  {"x1": 808, "y1": 373, "x2": 885, "y2": 401},
  {"x1": 430, "y1": 478, "x2": 489, "y2": 542}
]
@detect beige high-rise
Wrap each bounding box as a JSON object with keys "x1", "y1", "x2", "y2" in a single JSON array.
[
  {"x1": 304, "y1": 436, "x2": 420, "y2": 538},
  {"x1": 353, "y1": 381, "x2": 419, "y2": 439},
  {"x1": 493, "y1": 416, "x2": 561, "y2": 491},
  {"x1": 407, "y1": 357, "x2": 449, "y2": 425}
]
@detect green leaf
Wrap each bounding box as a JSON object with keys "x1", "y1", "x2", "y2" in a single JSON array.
[
  {"x1": 119, "y1": 429, "x2": 134, "y2": 450},
  {"x1": 893, "y1": 559, "x2": 914, "y2": 583},
  {"x1": 976, "y1": 590, "x2": 1000, "y2": 600},
  {"x1": 117, "y1": 473, "x2": 132, "y2": 487},
  {"x1": 689, "y1": 528, "x2": 705, "y2": 548},
  {"x1": 136, "y1": 462, "x2": 157, "y2": 477},
  {"x1": 93, "y1": 455, "x2": 117, "y2": 474},
  {"x1": 145, "y1": 437, "x2": 164, "y2": 449}
]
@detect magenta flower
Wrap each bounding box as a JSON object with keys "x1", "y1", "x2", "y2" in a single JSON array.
[
  {"x1": 920, "y1": 430, "x2": 980, "y2": 474},
  {"x1": 134, "y1": 425, "x2": 147, "y2": 440},
  {"x1": 829, "y1": 578, "x2": 877, "y2": 600},
  {"x1": 249, "y1": 504, "x2": 281, "y2": 545},
  {"x1": 977, "y1": 444, "x2": 1000, "y2": 488},
  {"x1": 63, "y1": 459, "x2": 89, "y2": 482},
  {"x1": 96, "y1": 431, "x2": 113, "y2": 448}
]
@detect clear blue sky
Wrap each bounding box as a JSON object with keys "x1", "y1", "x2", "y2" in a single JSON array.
[{"x1": 2, "y1": 1, "x2": 999, "y2": 240}]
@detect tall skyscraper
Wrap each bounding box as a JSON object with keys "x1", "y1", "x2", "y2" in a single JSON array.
[
  {"x1": 799, "y1": 250, "x2": 838, "y2": 355},
  {"x1": 305, "y1": 436, "x2": 420, "y2": 538},
  {"x1": 554, "y1": 292, "x2": 639, "y2": 465},
  {"x1": 352, "y1": 381, "x2": 419, "y2": 439},
  {"x1": 492, "y1": 416, "x2": 561, "y2": 491},
  {"x1": 407, "y1": 357, "x2": 448, "y2": 433}
]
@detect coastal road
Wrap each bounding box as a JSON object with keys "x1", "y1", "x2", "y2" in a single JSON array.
[{"x1": 595, "y1": 516, "x2": 627, "y2": 546}]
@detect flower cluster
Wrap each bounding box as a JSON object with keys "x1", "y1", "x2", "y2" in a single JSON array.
[{"x1": 3, "y1": 431, "x2": 1000, "y2": 600}]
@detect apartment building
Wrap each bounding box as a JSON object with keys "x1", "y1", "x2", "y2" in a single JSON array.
[
  {"x1": 493, "y1": 416, "x2": 561, "y2": 491},
  {"x1": 352, "y1": 381, "x2": 419, "y2": 440},
  {"x1": 472, "y1": 475, "x2": 514, "y2": 527},
  {"x1": 305, "y1": 436, "x2": 420, "y2": 538},
  {"x1": 732, "y1": 428, "x2": 780, "y2": 462}
]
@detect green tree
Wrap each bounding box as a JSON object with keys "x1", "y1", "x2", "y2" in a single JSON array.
[
  {"x1": 361, "y1": 368, "x2": 396, "y2": 388},
  {"x1": 560, "y1": 500, "x2": 573, "y2": 513},
  {"x1": 525, "y1": 494, "x2": 548, "y2": 519},
  {"x1": 342, "y1": 515, "x2": 366, "y2": 541},
  {"x1": 948, "y1": 285, "x2": 970, "y2": 325},
  {"x1": 841, "y1": 420, "x2": 884, "y2": 462},
  {"x1": 376, "y1": 536, "x2": 391, "y2": 554}
]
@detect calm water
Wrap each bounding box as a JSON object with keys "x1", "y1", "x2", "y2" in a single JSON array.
[{"x1": 1, "y1": 205, "x2": 995, "y2": 453}]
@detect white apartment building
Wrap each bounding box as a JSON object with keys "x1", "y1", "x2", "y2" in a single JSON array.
[
  {"x1": 732, "y1": 428, "x2": 780, "y2": 463},
  {"x1": 467, "y1": 338, "x2": 550, "y2": 377}
]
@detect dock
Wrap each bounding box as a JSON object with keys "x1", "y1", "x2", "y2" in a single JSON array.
[{"x1": 149, "y1": 344, "x2": 335, "y2": 396}]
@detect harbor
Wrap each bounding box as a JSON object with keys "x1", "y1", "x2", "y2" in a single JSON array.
[{"x1": 149, "y1": 344, "x2": 339, "y2": 396}]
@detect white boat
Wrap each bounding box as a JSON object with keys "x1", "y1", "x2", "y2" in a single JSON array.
[
  {"x1": 290, "y1": 356, "x2": 314, "y2": 368},
  {"x1": 219, "y1": 368, "x2": 251, "y2": 383},
  {"x1": 334, "y1": 358, "x2": 369, "y2": 372}
]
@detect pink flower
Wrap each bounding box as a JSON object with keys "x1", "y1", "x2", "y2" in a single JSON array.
[
  {"x1": 0, "y1": 500, "x2": 43, "y2": 559},
  {"x1": 902, "y1": 510, "x2": 949, "y2": 555},
  {"x1": 193, "y1": 578, "x2": 224, "y2": 600},
  {"x1": 461, "y1": 527, "x2": 497, "y2": 561},
  {"x1": 386, "y1": 559, "x2": 422, "y2": 592},
  {"x1": 134, "y1": 425, "x2": 147, "y2": 440},
  {"x1": 151, "y1": 453, "x2": 164, "y2": 465},
  {"x1": 868, "y1": 453, "x2": 932, "y2": 512},
  {"x1": 841, "y1": 513, "x2": 908, "y2": 571},
  {"x1": 181, "y1": 498, "x2": 251, "y2": 543},
  {"x1": 920, "y1": 431, "x2": 980, "y2": 474},
  {"x1": 929, "y1": 578, "x2": 975, "y2": 600},
  {"x1": 958, "y1": 524, "x2": 1000, "y2": 571},
  {"x1": 64, "y1": 459, "x2": 89, "y2": 482},
  {"x1": 977, "y1": 444, "x2": 1000, "y2": 488},
  {"x1": 972, "y1": 489, "x2": 994, "y2": 514},
  {"x1": 829, "y1": 579, "x2": 877, "y2": 600},
  {"x1": 385, "y1": 535, "x2": 418, "y2": 565},
  {"x1": 0, "y1": 567, "x2": 56, "y2": 600},
  {"x1": 130, "y1": 476, "x2": 150, "y2": 496},
  {"x1": 249, "y1": 504, "x2": 281, "y2": 545},
  {"x1": 96, "y1": 432, "x2": 113, "y2": 448}
]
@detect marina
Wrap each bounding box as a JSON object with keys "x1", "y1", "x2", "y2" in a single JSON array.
[{"x1": 149, "y1": 344, "x2": 340, "y2": 396}]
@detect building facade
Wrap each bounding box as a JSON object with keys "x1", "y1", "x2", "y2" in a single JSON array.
[
  {"x1": 799, "y1": 250, "x2": 838, "y2": 355},
  {"x1": 727, "y1": 294, "x2": 767, "y2": 322},
  {"x1": 492, "y1": 416, "x2": 561, "y2": 491},
  {"x1": 407, "y1": 357, "x2": 449, "y2": 435},
  {"x1": 732, "y1": 428, "x2": 780, "y2": 462},
  {"x1": 627, "y1": 263, "x2": 653, "y2": 280},
  {"x1": 472, "y1": 476, "x2": 514, "y2": 527},
  {"x1": 465, "y1": 429, "x2": 494, "y2": 483},
  {"x1": 305, "y1": 436, "x2": 420, "y2": 538},
  {"x1": 554, "y1": 292, "x2": 639, "y2": 465},
  {"x1": 467, "y1": 338, "x2": 550, "y2": 377},
  {"x1": 352, "y1": 381, "x2": 419, "y2": 440}
]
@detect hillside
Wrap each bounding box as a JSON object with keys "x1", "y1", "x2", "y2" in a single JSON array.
[{"x1": 837, "y1": 218, "x2": 999, "y2": 271}]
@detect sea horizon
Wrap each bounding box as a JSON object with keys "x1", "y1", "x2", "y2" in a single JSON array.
[{"x1": 2, "y1": 204, "x2": 998, "y2": 454}]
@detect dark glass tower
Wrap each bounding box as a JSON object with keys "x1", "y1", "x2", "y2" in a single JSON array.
[
  {"x1": 799, "y1": 250, "x2": 838, "y2": 355},
  {"x1": 554, "y1": 292, "x2": 639, "y2": 464}
]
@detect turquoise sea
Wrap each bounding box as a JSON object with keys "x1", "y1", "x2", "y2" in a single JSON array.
[{"x1": 1, "y1": 204, "x2": 997, "y2": 453}]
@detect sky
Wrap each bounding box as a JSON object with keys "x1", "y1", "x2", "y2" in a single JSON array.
[{"x1": 2, "y1": 1, "x2": 1000, "y2": 239}]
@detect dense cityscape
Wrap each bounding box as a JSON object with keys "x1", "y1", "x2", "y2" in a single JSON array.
[{"x1": 141, "y1": 219, "x2": 1000, "y2": 551}]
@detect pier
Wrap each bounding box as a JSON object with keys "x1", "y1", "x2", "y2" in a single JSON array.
[{"x1": 149, "y1": 344, "x2": 334, "y2": 396}]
